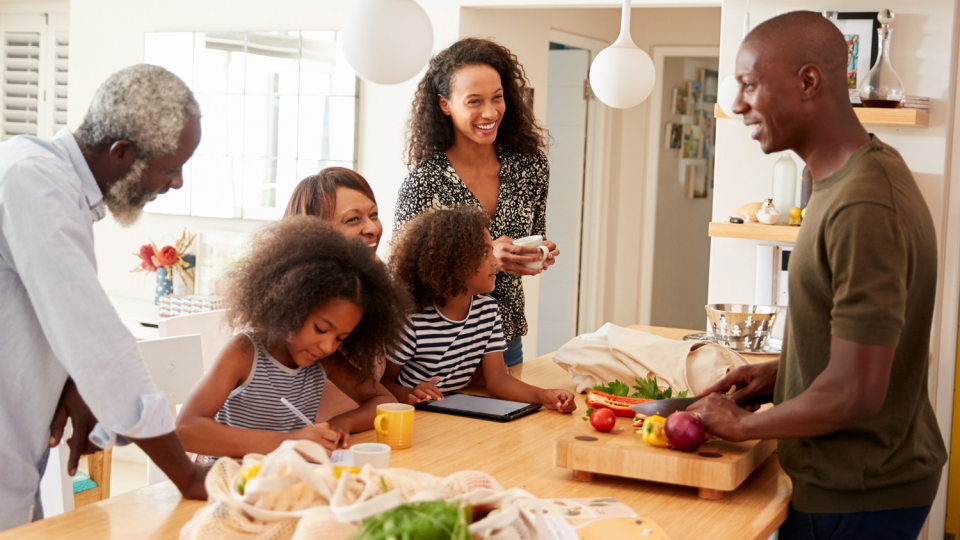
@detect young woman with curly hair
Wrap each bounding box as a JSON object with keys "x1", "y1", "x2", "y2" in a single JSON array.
[
  {"x1": 382, "y1": 207, "x2": 575, "y2": 414},
  {"x1": 396, "y1": 38, "x2": 560, "y2": 367},
  {"x1": 285, "y1": 167, "x2": 383, "y2": 254},
  {"x1": 177, "y1": 216, "x2": 410, "y2": 459}
]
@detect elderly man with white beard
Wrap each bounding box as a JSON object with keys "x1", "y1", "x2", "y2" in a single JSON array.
[{"x1": 0, "y1": 64, "x2": 208, "y2": 531}]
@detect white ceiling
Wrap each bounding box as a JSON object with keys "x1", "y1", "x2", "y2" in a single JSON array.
[{"x1": 459, "y1": 0, "x2": 720, "y2": 7}]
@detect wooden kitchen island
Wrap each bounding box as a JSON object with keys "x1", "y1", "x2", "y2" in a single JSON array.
[{"x1": 1, "y1": 326, "x2": 790, "y2": 540}]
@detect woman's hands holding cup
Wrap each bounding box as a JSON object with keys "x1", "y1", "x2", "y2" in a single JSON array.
[{"x1": 493, "y1": 235, "x2": 560, "y2": 276}]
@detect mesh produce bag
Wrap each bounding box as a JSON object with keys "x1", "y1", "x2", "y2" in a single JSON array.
[{"x1": 181, "y1": 440, "x2": 546, "y2": 540}]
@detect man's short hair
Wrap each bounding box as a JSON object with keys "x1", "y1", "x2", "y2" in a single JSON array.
[{"x1": 75, "y1": 64, "x2": 200, "y2": 161}]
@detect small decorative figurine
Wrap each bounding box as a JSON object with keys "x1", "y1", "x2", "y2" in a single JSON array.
[
  {"x1": 736, "y1": 202, "x2": 763, "y2": 222},
  {"x1": 788, "y1": 206, "x2": 802, "y2": 226},
  {"x1": 756, "y1": 198, "x2": 781, "y2": 225}
]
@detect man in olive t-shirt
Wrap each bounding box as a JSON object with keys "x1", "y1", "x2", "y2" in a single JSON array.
[{"x1": 690, "y1": 12, "x2": 945, "y2": 540}]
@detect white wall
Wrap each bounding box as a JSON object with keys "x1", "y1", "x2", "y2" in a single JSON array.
[
  {"x1": 710, "y1": 1, "x2": 959, "y2": 535},
  {"x1": 68, "y1": 0, "x2": 460, "y2": 299}
]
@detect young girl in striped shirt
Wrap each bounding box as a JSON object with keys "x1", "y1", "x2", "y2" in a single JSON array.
[
  {"x1": 382, "y1": 206, "x2": 576, "y2": 413},
  {"x1": 177, "y1": 216, "x2": 410, "y2": 459}
]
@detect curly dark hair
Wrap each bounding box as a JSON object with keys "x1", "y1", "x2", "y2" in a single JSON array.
[
  {"x1": 389, "y1": 206, "x2": 491, "y2": 310},
  {"x1": 405, "y1": 37, "x2": 547, "y2": 168},
  {"x1": 283, "y1": 167, "x2": 377, "y2": 220},
  {"x1": 223, "y1": 216, "x2": 410, "y2": 373}
]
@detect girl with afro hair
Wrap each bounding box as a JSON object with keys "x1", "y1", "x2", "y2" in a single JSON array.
[
  {"x1": 383, "y1": 206, "x2": 575, "y2": 413},
  {"x1": 177, "y1": 216, "x2": 410, "y2": 459}
]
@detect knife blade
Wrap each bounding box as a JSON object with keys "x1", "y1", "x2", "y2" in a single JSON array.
[{"x1": 629, "y1": 393, "x2": 774, "y2": 417}]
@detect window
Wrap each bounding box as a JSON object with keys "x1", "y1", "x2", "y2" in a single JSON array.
[
  {"x1": 144, "y1": 31, "x2": 359, "y2": 220},
  {"x1": 0, "y1": 12, "x2": 69, "y2": 140}
]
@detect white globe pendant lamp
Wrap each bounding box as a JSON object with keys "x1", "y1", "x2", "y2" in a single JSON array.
[
  {"x1": 341, "y1": 0, "x2": 434, "y2": 85},
  {"x1": 588, "y1": 0, "x2": 655, "y2": 109}
]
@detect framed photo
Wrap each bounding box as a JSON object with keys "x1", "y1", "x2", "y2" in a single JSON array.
[
  {"x1": 664, "y1": 123, "x2": 682, "y2": 149},
  {"x1": 681, "y1": 124, "x2": 702, "y2": 159},
  {"x1": 701, "y1": 69, "x2": 719, "y2": 103},
  {"x1": 194, "y1": 230, "x2": 251, "y2": 295},
  {"x1": 836, "y1": 12, "x2": 880, "y2": 106}
]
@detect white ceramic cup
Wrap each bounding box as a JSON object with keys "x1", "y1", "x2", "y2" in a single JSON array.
[
  {"x1": 350, "y1": 442, "x2": 391, "y2": 469},
  {"x1": 512, "y1": 235, "x2": 550, "y2": 269}
]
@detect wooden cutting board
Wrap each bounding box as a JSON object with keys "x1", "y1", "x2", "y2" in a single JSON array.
[{"x1": 554, "y1": 420, "x2": 776, "y2": 499}]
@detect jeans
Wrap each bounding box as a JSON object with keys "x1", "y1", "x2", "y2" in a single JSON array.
[
  {"x1": 503, "y1": 338, "x2": 523, "y2": 367},
  {"x1": 779, "y1": 505, "x2": 931, "y2": 540}
]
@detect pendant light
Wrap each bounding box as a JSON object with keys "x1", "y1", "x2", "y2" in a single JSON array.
[
  {"x1": 716, "y1": 1, "x2": 750, "y2": 117},
  {"x1": 588, "y1": 0, "x2": 655, "y2": 109},
  {"x1": 341, "y1": 0, "x2": 434, "y2": 85}
]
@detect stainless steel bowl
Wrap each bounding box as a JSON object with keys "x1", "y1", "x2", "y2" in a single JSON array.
[{"x1": 704, "y1": 304, "x2": 781, "y2": 352}]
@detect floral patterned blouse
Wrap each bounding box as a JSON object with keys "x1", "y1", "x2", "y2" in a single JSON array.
[{"x1": 394, "y1": 146, "x2": 550, "y2": 343}]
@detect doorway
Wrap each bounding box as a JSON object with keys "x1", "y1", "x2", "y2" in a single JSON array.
[
  {"x1": 534, "y1": 31, "x2": 609, "y2": 356},
  {"x1": 639, "y1": 47, "x2": 719, "y2": 330}
]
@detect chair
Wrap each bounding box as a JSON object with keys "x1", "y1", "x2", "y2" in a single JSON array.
[
  {"x1": 158, "y1": 310, "x2": 230, "y2": 372},
  {"x1": 39, "y1": 436, "x2": 113, "y2": 517},
  {"x1": 139, "y1": 334, "x2": 205, "y2": 484}
]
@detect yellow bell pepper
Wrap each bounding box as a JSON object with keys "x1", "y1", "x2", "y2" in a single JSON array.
[
  {"x1": 237, "y1": 464, "x2": 262, "y2": 495},
  {"x1": 641, "y1": 415, "x2": 669, "y2": 447}
]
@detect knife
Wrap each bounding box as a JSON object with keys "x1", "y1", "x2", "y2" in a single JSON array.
[{"x1": 629, "y1": 393, "x2": 774, "y2": 417}]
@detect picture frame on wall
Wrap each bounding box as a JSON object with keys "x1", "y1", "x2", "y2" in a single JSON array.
[
  {"x1": 836, "y1": 12, "x2": 880, "y2": 106},
  {"x1": 194, "y1": 230, "x2": 251, "y2": 295},
  {"x1": 701, "y1": 68, "x2": 719, "y2": 103}
]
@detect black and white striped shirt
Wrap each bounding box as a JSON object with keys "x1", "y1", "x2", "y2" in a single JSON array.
[
  {"x1": 213, "y1": 331, "x2": 325, "y2": 437},
  {"x1": 389, "y1": 295, "x2": 507, "y2": 393}
]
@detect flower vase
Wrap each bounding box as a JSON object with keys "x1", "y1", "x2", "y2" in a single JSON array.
[{"x1": 155, "y1": 266, "x2": 173, "y2": 305}]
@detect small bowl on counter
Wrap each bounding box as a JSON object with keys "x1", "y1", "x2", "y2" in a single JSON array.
[{"x1": 704, "y1": 304, "x2": 781, "y2": 353}]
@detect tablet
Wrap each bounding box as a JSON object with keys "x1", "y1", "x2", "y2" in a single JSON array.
[{"x1": 415, "y1": 393, "x2": 542, "y2": 423}]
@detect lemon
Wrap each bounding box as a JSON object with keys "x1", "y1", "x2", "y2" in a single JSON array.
[{"x1": 333, "y1": 465, "x2": 361, "y2": 479}]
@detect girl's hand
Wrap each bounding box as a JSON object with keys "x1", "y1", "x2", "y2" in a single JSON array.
[
  {"x1": 492, "y1": 236, "x2": 547, "y2": 277},
  {"x1": 290, "y1": 422, "x2": 346, "y2": 453},
  {"x1": 406, "y1": 377, "x2": 443, "y2": 404},
  {"x1": 540, "y1": 389, "x2": 577, "y2": 413},
  {"x1": 541, "y1": 239, "x2": 560, "y2": 271},
  {"x1": 325, "y1": 420, "x2": 352, "y2": 449}
]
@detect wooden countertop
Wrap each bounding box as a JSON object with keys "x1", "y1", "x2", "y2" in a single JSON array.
[{"x1": 2, "y1": 325, "x2": 790, "y2": 540}]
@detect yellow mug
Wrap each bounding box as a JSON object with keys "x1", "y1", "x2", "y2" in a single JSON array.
[{"x1": 374, "y1": 403, "x2": 415, "y2": 449}]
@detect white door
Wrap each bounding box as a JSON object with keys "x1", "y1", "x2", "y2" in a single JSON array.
[{"x1": 537, "y1": 48, "x2": 590, "y2": 355}]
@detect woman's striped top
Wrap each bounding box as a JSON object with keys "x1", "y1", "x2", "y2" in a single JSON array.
[
  {"x1": 388, "y1": 295, "x2": 506, "y2": 393},
  {"x1": 213, "y1": 331, "x2": 326, "y2": 438}
]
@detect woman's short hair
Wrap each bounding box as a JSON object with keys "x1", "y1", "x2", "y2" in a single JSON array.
[{"x1": 284, "y1": 167, "x2": 377, "y2": 221}]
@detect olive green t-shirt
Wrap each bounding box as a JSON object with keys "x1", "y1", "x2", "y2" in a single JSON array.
[{"x1": 775, "y1": 136, "x2": 946, "y2": 513}]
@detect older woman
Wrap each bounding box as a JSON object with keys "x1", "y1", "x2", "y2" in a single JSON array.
[{"x1": 285, "y1": 167, "x2": 383, "y2": 255}]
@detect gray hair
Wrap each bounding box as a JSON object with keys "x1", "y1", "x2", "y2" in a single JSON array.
[{"x1": 75, "y1": 64, "x2": 200, "y2": 161}]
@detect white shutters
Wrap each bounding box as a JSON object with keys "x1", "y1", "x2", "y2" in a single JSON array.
[
  {"x1": 0, "y1": 13, "x2": 68, "y2": 141},
  {"x1": 50, "y1": 31, "x2": 68, "y2": 134},
  {"x1": 2, "y1": 29, "x2": 41, "y2": 138}
]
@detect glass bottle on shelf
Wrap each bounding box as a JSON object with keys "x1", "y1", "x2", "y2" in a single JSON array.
[
  {"x1": 858, "y1": 10, "x2": 904, "y2": 108},
  {"x1": 772, "y1": 153, "x2": 797, "y2": 223}
]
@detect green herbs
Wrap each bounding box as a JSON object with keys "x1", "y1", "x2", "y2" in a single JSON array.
[
  {"x1": 353, "y1": 500, "x2": 472, "y2": 540},
  {"x1": 591, "y1": 376, "x2": 688, "y2": 401},
  {"x1": 591, "y1": 380, "x2": 632, "y2": 397},
  {"x1": 631, "y1": 375, "x2": 688, "y2": 400}
]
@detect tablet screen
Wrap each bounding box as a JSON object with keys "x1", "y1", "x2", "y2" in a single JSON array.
[{"x1": 416, "y1": 393, "x2": 541, "y2": 422}]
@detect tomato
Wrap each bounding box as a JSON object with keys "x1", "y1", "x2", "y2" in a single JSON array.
[{"x1": 589, "y1": 407, "x2": 617, "y2": 432}]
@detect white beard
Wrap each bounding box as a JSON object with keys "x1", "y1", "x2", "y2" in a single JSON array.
[{"x1": 103, "y1": 159, "x2": 153, "y2": 227}]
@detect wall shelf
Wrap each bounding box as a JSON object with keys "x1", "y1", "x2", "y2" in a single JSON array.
[
  {"x1": 709, "y1": 221, "x2": 799, "y2": 243},
  {"x1": 713, "y1": 103, "x2": 929, "y2": 128}
]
